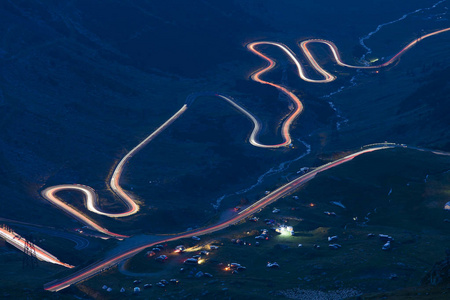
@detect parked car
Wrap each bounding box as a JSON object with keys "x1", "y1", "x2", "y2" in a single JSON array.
[
  {"x1": 174, "y1": 245, "x2": 185, "y2": 253},
  {"x1": 155, "y1": 255, "x2": 168, "y2": 262},
  {"x1": 184, "y1": 258, "x2": 198, "y2": 265}
]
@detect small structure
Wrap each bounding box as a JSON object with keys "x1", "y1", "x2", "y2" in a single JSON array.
[
  {"x1": 267, "y1": 262, "x2": 279, "y2": 268},
  {"x1": 445, "y1": 201, "x2": 450, "y2": 210},
  {"x1": 379, "y1": 234, "x2": 393, "y2": 242},
  {"x1": 195, "y1": 271, "x2": 204, "y2": 278},
  {"x1": 329, "y1": 243, "x2": 341, "y2": 250},
  {"x1": 328, "y1": 236, "x2": 338, "y2": 242},
  {"x1": 382, "y1": 241, "x2": 391, "y2": 251},
  {"x1": 324, "y1": 211, "x2": 337, "y2": 217}
]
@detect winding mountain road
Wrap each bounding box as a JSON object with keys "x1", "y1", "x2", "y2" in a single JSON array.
[{"x1": 41, "y1": 27, "x2": 450, "y2": 290}]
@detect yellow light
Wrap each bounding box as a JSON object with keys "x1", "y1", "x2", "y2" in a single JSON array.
[{"x1": 198, "y1": 259, "x2": 205, "y2": 265}]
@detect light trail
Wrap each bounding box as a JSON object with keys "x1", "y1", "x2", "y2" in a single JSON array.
[
  {"x1": 41, "y1": 27, "x2": 450, "y2": 290},
  {"x1": 109, "y1": 105, "x2": 188, "y2": 217},
  {"x1": 0, "y1": 226, "x2": 74, "y2": 269},
  {"x1": 47, "y1": 144, "x2": 439, "y2": 291},
  {"x1": 41, "y1": 106, "x2": 188, "y2": 238},
  {"x1": 244, "y1": 27, "x2": 450, "y2": 146},
  {"x1": 41, "y1": 185, "x2": 129, "y2": 239},
  {"x1": 299, "y1": 27, "x2": 450, "y2": 77},
  {"x1": 41, "y1": 28, "x2": 450, "y2": 238}
]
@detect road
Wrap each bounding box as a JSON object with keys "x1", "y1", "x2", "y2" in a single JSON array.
[
  {"x1": 41, "y1": 27, "x2": 450, "y2": 290},
  {"x1": 41, "y1": 27, "x2": 450, "y2": 239},
  {"x1": 44, "y1": 144, "x2": 401, "y2": 291},
  {"x1": 0, "y1": 218, "x2": 89, "y2": 250},
  {"x1": 248, "y1": 27, "x2": 450, "y2": 84},
  {"x1": 0, "y1": 226, "x2": 74, "y2": 268},
  {"x1": 41, "y1": 185, "x2": 128, "y2": 239},
  {"x1": 299, "y1": 27, "x2": 450, "y2": 78}
]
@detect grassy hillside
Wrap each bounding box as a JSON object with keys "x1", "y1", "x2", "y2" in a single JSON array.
[{"x1": 76, "y1": 147, "x2": 450, "y2": 299}]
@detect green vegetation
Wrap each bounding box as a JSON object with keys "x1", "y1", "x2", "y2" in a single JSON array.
[{"x1": 78, "y1": 148, "x2": 450, "y2": 299}]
